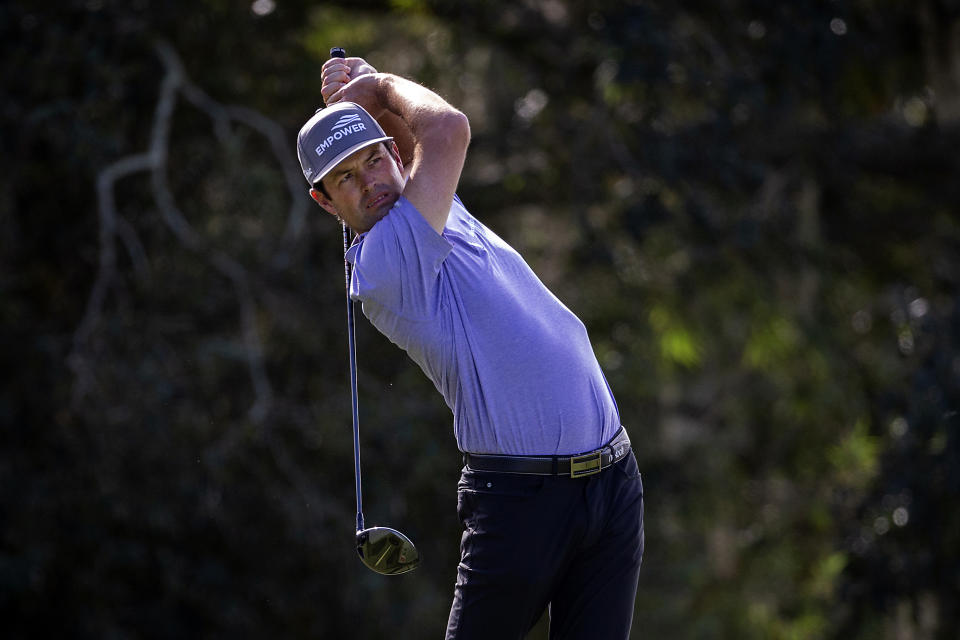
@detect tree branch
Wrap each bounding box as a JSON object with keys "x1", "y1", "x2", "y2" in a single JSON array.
[{"x1": 69, "y1": 39, "x2": 310, "y2": 426}]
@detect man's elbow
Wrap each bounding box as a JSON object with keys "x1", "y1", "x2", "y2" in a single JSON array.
[{"x1": 435, "y1": 109, "x2": 471, "y2": 155}]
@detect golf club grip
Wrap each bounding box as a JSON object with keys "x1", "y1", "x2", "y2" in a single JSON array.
[{"x1": 323, "y1": 48, "x2": 347, "y2": 108}]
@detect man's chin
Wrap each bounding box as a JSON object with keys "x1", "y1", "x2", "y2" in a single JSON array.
[
  {"x1": 354, "y1": 204, "x2": 393, "y2": 233},
  {"x1": 369, "y1": 197, "x2": 399, "y2": 219}
]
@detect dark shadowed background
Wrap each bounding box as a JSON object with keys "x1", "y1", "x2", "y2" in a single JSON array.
[{"x1": 2, "y1": 1, "x2": 959, "y2": 638}]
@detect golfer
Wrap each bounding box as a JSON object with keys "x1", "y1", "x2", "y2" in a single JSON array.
[{"x1": 297, "y1": 54, "x2": 644, "y2": 639}]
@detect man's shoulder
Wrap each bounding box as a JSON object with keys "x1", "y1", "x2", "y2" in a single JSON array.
[
  {"x1": 364, "y1": 196, "x2": 433, "y2": 240},
  {"x1": 358, "y1": 196, "x2": 454, "y2": 265},
  {"x1": 444, "y1": 195, "x2": 483, "y2": 233},
  {"x1": 370, "y1": 194, "x2": 476, "y2": 237}
]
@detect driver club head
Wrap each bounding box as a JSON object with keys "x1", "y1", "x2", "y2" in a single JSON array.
[{"x1": 356, "y1": 527, "x2": 420, "y2": 575}]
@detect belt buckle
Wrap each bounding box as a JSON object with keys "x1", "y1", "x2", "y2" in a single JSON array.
[{"x1": 570, "y1": 450, "x2": 603, "y2": 478}]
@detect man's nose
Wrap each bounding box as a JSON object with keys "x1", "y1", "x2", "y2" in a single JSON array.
[{"x1": 359, "y1": 168, "x2": 376, "y2": 191}]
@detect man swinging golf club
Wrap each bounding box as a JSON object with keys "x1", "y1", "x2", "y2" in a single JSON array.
[{"x1": 297, "y1": 51, "x2": 644, "y2": 639}]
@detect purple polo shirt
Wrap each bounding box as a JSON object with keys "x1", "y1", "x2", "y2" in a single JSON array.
[{"x1": 346, "y1": 196, "x2": 620, "y2": 455}]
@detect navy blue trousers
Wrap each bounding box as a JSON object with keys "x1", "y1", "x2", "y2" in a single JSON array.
[{"x1": 445, "y1": 452, "x2": 644, "y2": 639}]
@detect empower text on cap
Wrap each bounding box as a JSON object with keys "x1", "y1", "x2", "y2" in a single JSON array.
[{"x1": 296, "y1": 102, "x2": 393, "y2": 187}]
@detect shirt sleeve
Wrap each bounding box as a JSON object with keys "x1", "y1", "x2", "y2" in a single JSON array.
[{"x1": 349, "y1": 196, "x2": 453, "y2": 318}]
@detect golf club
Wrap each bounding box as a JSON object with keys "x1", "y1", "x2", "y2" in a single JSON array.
[{"x1": 336, "y1": 47, "x2": 420, "y2": 576}]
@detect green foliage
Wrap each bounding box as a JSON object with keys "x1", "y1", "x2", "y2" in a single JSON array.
[{"x1": 3, "y1": 0, "x2": 959, "y2": 638}]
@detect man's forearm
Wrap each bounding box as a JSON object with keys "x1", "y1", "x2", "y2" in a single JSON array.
[
  {"x1": 375, "y1": 110, "x2": 416, "y2": 169},
  {"x1": 369, "y1": 73, "x2": 467, "y2": 163}
]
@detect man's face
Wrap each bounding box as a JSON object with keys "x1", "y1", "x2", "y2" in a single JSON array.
[{"x1": 310, "y1": 142, "x2": 405, "y2": 233}]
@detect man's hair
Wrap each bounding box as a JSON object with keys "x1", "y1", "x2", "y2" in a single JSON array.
[{"x1": 312, "y1": 180, "x2": 330, "y2": 199}]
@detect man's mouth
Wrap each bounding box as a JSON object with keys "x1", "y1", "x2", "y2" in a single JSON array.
[{"x1": 366, "y1": 192, "x2": 392, "y2": 210}]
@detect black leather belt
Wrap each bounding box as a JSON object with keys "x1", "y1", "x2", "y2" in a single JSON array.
[{"x1": 463, "y1": 428, "x2": 631, "y2": 478}]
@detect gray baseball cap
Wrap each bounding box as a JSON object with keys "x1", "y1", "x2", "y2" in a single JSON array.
[{"x1": 296, "y1": 102, "x2": 393, "y2": 187}]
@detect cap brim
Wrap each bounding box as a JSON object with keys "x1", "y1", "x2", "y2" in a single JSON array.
[{"x1": 310, "y1": 136, "x2": 394, "y2": 186}]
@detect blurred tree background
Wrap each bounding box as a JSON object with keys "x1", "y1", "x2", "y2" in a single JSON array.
[{"x1": 2, "y1": 0, "x2": 958, "y2": 638}]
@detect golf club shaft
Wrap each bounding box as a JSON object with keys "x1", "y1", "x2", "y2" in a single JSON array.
[
  {"x1": 333, "y1": 46, "x2": 365, "y2": 534},
  {"x1": 332, "y1": 46, "x2": 420, "y2": 576},
  {"x1": 344, "y1": 221, "x2": 364, "y2": 533}
]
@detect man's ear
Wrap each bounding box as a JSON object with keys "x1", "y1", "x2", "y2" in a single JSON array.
[
  {"x1": 389, "y1": 141, "x2": 406, "y2": 178},
  {"x1": 309, "y1": 187, "x2": 339, "y2": 218}
]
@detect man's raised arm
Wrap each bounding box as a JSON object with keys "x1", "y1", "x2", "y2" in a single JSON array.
[{"x1": 325, "y1": 66, "x2": 470, "y2": 234}]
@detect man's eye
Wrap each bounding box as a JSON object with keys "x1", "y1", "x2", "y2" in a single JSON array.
[{"x1": 340, "y1": 173, "x2": 352, "y2": 184}]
